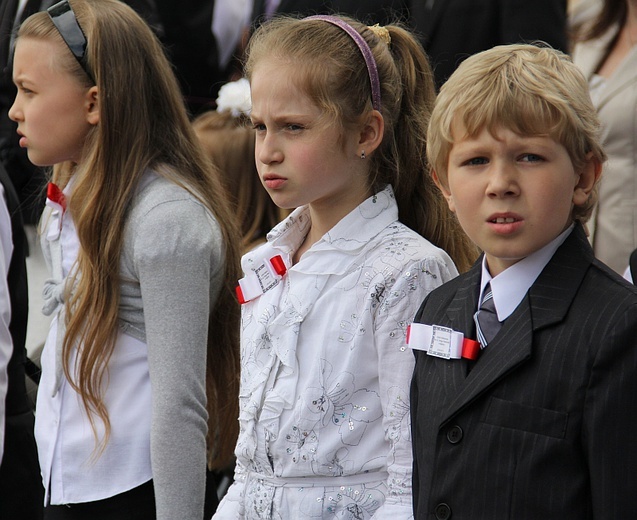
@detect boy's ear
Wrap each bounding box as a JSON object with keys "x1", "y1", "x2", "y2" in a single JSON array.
[
  {"x1": 357, "y1": 110, "x2": 384, "y2": 156},
  {"x1": 85, "y1": 86, "x2": 100, "y2": 126},
  {"x1": 432, "y1": 169, "x2": 456, "y2": 213},
  {"x1": 572, "y1": 152, "x2": 602, "y2": 207}
]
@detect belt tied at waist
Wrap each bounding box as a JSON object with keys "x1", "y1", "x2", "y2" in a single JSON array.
[{"x1": 246, "y1": 470, "x2": 388, "y2": 488}]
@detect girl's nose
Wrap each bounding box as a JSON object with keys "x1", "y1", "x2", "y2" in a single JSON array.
[
  {"x1": 8, "y1": 98, "x2": 22, "y2": 123},
  {"x1": 257, "y1": 133, "x2": 283, "y2": 165}
]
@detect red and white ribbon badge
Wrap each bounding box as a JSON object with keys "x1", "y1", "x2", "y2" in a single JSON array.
[
  {"x1": 46, "y1": 182, "x2": 67, "y2": 213},
  {"x1": 406, "y1": 323, "x2": 481, "y2": 361},
  {"x1": 236, "y1": 255, "x2": 288, "y2": 304}
]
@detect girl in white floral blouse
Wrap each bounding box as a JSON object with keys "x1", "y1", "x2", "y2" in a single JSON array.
[{"x1": 214, "y1": 14, "x2": 477, "y2": 520}]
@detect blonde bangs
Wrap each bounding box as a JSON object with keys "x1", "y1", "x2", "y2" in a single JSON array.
[{"x1": 428, "y1": 43, "x2": 606, "y2": 217}]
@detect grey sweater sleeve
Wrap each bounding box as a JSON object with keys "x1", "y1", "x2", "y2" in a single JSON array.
[{"x1": 125, "y1": 180, "x2": 225, "y2": 520}]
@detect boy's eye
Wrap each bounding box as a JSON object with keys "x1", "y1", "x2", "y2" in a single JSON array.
[
  {"x1": 465, "y1": 157, "x2": 488, "y2": 166},
  {"x1": 520, "y1": 153, "x2": 543, "y2": 162},
  {"x1": 286, "y1": 123, "x2": 304, "y2": 131},
  {"x1": 252, "y1": 122, "x2": 266, "y2": 132}
]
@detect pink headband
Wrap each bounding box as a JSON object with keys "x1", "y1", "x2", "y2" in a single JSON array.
[{"x1": 304, "y1": 15, "x2": 382, "y2": 111}]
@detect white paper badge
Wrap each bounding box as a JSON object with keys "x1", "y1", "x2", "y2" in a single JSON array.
[{"x1": 428, "y1": 325, "x2": 454, "y2": 359}]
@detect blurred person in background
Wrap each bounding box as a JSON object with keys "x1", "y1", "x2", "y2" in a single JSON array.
[
  {"x1": 409, "y1": 0, "x2": 569, "y2": 89},
  {"x1": 571, "y1": 0, "x2": 637, "y2": 275}
]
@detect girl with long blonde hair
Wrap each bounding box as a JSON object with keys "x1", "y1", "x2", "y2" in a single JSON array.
[{"x1": 9, "y1": 0, "x2": 240, "y2": 517}]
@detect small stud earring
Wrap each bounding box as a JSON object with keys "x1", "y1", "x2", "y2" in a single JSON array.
[{"x1": 360, "y1": 150, "x2": 366, "y2": 159}]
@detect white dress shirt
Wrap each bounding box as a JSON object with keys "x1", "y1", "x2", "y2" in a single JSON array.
[
  {"x1": 36, "y1": 181, "x2": 153, "y2": 505},
  {"x1": 478, "y1": 224, "x2": 574, "y2": 322},
  {"x1": 35, "y1": 173, "x2": 221, "y2": 519}
]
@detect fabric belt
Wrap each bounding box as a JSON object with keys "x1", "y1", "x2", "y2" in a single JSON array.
[{"x1": 246, "y1": 470, "x2": 388, "y2": 488}]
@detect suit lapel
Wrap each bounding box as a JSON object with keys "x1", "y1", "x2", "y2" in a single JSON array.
[
  {"x1": 527, "y1": 225, "x2": 591, "y2": 329},
  {"x1": 441, "y1": 297, "x2": 534, "y2": 425},
  {"x1": 430, "y1": 262, "x2": 481, "y2": 398},
  {"x1": 444, "y1": 263, "x2": 480, "y2": 340},
  {"x1": 439, "y1": 224, "x2": 593, "y2": 426}
]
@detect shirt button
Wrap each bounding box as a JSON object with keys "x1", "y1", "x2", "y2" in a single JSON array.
[
  {"x1": 446, "y1": 425, "x2": 463, "y2": 444},
  {"x1": 434, "y1": 502, "x2": 452, "y2": 520}
]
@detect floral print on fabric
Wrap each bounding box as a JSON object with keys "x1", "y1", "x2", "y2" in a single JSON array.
[{"x1": 214, "y1": 186, "x2": 458, "y2": 519}]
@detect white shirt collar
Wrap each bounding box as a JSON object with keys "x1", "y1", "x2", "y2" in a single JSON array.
[
  {"x1": 242, "y1": 185, "x2": 400, "y2": 276},
  {"x1": 479, "y1": 224, "x2": 574, "y2": 321},
  {"x1": 271, "y1": 184, "x2": 397, "y2": 249}
]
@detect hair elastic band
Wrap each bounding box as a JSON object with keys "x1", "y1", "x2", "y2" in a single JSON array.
[
  {"x1": 368, "y1": 24, "x2": 391, "y2": 46},
  {"x1": 304, "y1": 15, "x2": 382, "y2": 111},
  {"x1": 47, "y1": 0, "x2": 95, "y2": 83}
]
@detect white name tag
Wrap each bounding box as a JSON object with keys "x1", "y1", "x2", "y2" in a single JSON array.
[
  {"x1": 406, "y1": 323, "x2": 467, "y2": 360},
  {"x1": 253, "y1": 261, "x2": 279, "y2": 293},
  {"x1": 429, "y1": 325, "x2": 455, "y2": 359}
]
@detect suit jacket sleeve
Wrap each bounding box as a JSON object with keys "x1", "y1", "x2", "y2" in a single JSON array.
[{"x1": 584, "y1": 300, "x2": 637, "y2": 518}]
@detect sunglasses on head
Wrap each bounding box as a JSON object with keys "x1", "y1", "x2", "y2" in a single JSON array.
[{"x1": 47, "y1": 0, "x2": 95, "y2": 83}]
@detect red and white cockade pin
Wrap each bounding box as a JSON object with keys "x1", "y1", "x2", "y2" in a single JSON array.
[
  {"x1": 46, "y1": 182, "x2": 67, "y2": 213},
  {"x1": 406, "y1": 323, "x2": 481, "y2": 361},
  {"x1": 236, "y1": 254, "x2": 288, "y2": 304}
]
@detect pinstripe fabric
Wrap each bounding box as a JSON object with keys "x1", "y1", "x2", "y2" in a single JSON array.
[{"x1": 410, "y1": 223, "x2": 637, "y2": 519}]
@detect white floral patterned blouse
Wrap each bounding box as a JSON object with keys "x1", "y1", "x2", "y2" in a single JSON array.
[{"x1": 214, "y1": 186, "x2": 458, "y2": 519}]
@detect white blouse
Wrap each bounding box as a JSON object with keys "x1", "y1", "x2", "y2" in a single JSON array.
[
  {"x1": 215, "y1": 186, "x2": 458, "y2": 519},
  {"x1": 36, "y1": 174, "x2": 221, "y2": 519},
  {"x1": 36, "y1": 181, "x2": 153, "y2": 506}
]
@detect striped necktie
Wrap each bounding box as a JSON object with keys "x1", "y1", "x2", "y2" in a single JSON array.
[{"x1": 474, "y1": 283, "x2": 501, "y2": 347}]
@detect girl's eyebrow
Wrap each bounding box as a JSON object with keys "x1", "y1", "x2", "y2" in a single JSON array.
[
  {"x1": 12, "y1": 71, "x2": 25, "y2": 84},
  {"x1": 13, "y1": 76, "x2": 32, "y2": 88},
  {"x1": 250, "y1": 113, "x2": 313, "y2": 127}
]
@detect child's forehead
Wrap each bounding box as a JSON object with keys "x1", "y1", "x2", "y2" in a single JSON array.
[
  {"x1": 13, "y1": 37, "x2": 69, "y2": 84},
  {"x1": 252, "y1": 59, "x2": 311, "y2": 98},
  {"x1": 449, "y1": 117, "x2": 558, "y2": 146}
]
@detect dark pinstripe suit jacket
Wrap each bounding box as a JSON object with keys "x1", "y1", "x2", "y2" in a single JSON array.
[{"x1": 410, "y1": 223, "x2": 637, "y2": 519}]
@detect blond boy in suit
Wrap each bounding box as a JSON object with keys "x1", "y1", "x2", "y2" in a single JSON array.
[{"x1": 410, "y1": 43, "x2": 637, "y2": 519}]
